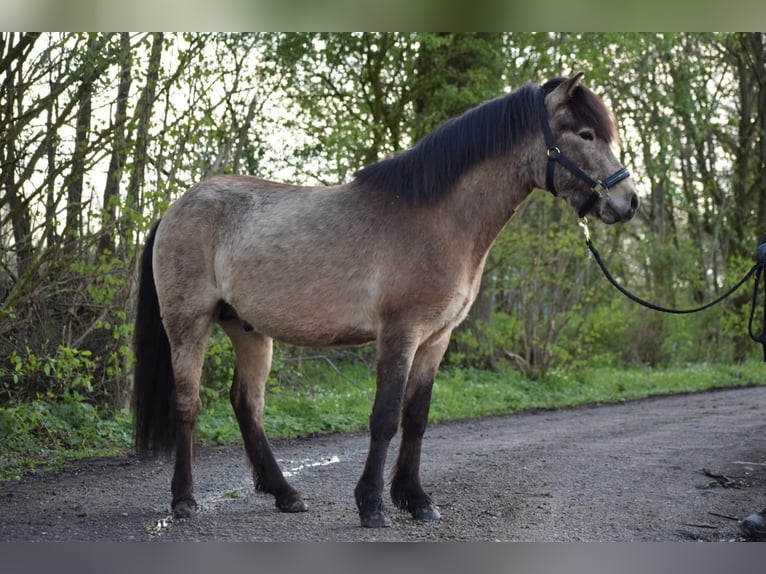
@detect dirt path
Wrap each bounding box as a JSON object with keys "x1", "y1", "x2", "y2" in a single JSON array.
[{"x1": 2, "y1": 386, "x2": 766, "y2": 541}]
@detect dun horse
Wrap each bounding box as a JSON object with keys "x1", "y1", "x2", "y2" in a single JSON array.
[{"x1": 133, "y1": 74, "x2": 638, "y2": 528}]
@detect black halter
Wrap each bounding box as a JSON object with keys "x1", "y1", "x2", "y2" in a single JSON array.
[{"x1": 538, "y1": 89, "x2": 630, "y2": 218}]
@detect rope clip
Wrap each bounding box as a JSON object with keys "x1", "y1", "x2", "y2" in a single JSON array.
[{"x1": 578, "y1": 217, "x2": 591, "y2": 243}]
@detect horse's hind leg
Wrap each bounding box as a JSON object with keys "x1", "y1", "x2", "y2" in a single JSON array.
[
  {"x1": 391, "y1": 332, "x2": 451, "y2": 521},
  {"x1": 166, "y1": 315, "x2": 216, "y2": 518},
  {"x1": 219, "y1": 319, "x2": 307, "y2": 513}
]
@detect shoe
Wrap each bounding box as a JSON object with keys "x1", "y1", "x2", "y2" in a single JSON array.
[{"x1": 741, "y1": 509, "x2": 766, "y2": 540}]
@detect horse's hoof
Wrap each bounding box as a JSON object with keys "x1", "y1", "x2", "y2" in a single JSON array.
[
  {"x1": 360, "y1": 508, "x2": 392, "y2": 528},
  {"x1": 276, "y1": 496, "x2": 308, "y2": 513},
  {"x1": 741, "y1": 509, "x2": 766, "y2": 540},
  {"x1": 411, "y1": 503, "x2": 441, "y2": 522},
  {"x1": 172, "y1": 498, "x2": 198, "y2": 519}
]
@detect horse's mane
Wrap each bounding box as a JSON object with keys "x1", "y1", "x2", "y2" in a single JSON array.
[{"x1": 353, "y1": 79, "x2": 617, "y2": 205}]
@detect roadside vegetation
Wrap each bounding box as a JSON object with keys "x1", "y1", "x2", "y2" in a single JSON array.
[{"x1": 1, "y1": 355, "x2": 762, "y2": 481}]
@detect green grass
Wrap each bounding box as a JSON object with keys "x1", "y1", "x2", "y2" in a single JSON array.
[
  {"x1": 195, "y1": 360, "x2": 765, "y2": 444},
  {"x1": 430, "y1": 362, "x2": 763, "y2": 420},
  {"x1": 1, "y1": 361, "x2": 764, "y2": 481}
]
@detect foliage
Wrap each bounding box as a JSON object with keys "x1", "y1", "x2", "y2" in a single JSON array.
[
  {"x1": 0, "y1": 393, "x2": 132, "y2": 481},
  {"x1": 1, "y1": 249, "x2": 134, "y2": 407},
  {"x1": 264, "y1": 33, "x2": 506, "y2": 181}
]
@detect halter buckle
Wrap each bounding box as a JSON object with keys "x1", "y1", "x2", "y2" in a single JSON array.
[
  {"x1": 592, "y1": 181, "x2": 607, "y2": 194},
  {"x1": 546, "y1": 146, "x2": 561, "y2": 159}
]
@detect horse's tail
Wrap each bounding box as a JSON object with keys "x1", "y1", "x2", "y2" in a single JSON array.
[{"x1": 133, "y1": 221, "x2": 176, "y2": 456}]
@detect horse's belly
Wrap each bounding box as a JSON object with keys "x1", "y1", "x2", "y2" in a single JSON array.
[{"x1": 236, "y1": 295, "x2": 378, "y2": 348}]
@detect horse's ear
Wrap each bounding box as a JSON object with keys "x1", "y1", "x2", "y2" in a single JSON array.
[
  {"x1": 563, "y1": 72, "x2": 585, "y2": 97},
  {"x1": 545, "y1": 72, "x2": 585, "y2": 112}
]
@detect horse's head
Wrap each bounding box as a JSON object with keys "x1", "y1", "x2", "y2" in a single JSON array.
[{"x1": 540, "y1": 73, "x2": 638, "y2": 224}]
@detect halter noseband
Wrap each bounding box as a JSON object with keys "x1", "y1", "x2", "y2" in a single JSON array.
[{"x1": 538, "y1": 89, "x2": 630, "y2": 218}]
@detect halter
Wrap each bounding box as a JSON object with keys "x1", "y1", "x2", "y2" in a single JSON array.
[{"x1": 538, "y1": 89, "x2": 631, "y2": 218}]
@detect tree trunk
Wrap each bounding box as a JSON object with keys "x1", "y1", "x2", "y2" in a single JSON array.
[
  {"x1": 0, "y1": 33, "x2": 38, "y2": 279},
  {"x1": 124, "y1": 32, "x2": 164, "y2": 248},
  {"x1": 99, "y1": 32, "x2": 133, "y2": 254},
  {"x1": 65, "y1": 49, "x2": 95, "y2": 243}
]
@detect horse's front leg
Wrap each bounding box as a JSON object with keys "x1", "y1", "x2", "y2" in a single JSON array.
[
  {"x1": 354, "y1": 331, "x2": 417, "y2": 528},
  {"x1": 390, "y1": 332, "x2": 451, "y2": 521}
]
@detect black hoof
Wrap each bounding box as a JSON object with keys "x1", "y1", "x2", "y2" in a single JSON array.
[
  {"x1": 390, "y1": 482, "x2": 440, "y2": 522},
  {"x1": 741, "y1": 509, "x2": 766, "y2": 540},
  {"x1": 276, "y1": 495, "x2": 308, "y2": 513},
  {"x1": 411, "y1": 503, "x2": 441, "y2": 522},
  {"x1": 358, "y1": 498, "x2": 392, "y2": 528},
  {"x1": 360, "y1": 508, "x2": 392, "y2": 528},
  {"x1": 172, "y1": 498, "x2": 198, "y2": 519}
]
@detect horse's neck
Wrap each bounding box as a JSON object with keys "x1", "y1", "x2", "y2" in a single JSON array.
[{"x1": 443, "y1": 154, "x2": 536, "y2": 260}]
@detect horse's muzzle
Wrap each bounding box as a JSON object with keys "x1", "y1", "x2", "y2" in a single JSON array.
[{"x1": 595, "y1": 191, "x2": 639, "y2": 224}]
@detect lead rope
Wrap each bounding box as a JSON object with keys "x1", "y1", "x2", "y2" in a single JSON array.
[
  {"x1": 578, "y1": 219, "x2": 766, "y2": 361},
  {"x1": 749, "y1": 243, "x2": 766, "y2": 360}
]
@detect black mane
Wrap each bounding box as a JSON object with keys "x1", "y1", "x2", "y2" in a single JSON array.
[
  {"x1": 354, "y1": 82, "x2": 542, "y2": 205},
  {"x1": 353, "y1": 78, "x2": 617, "y2": 205}
]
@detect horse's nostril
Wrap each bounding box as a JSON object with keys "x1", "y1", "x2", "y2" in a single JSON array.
[{"x1": 630, "y1": 193, "x2": 639, "y2": 211}]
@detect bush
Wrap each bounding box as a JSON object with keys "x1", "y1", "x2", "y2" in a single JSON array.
[
  {"x1": 1, "y1": 250, "x2": 134, "y2": 408},
  {"x1": 0, "y1": 393, "x2": 132, "y2": 480}
]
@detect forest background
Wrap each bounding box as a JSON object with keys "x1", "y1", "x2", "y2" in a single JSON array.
[{"x1": 1, "y1": 32, "x2": 765, "y2": 476}]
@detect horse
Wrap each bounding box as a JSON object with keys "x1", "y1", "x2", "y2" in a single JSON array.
[{"x1": 132, "y1": 73, "x2": 639, "y2": 528}]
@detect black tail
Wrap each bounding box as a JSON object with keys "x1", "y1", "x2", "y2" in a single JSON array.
[{"x1": 133, "y1": 221, "x2": 176, "y2": 455}]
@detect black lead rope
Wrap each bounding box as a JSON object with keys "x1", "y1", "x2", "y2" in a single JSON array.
[
  {"x1": 749, "y1": 245, "x2": 766, "y2": 360},
  {"x1": 580, "y1": 220, "x2": 766, "y2": 361}
]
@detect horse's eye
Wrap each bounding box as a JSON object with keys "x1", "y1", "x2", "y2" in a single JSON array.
[{"x1": 578, "y1": 130, "x2": 595, "y2": 141}]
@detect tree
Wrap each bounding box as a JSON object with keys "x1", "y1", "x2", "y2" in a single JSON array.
[
  {"x1": 99, "y1": 32, "x2": 133, "y2": 255},
  {"x1": 1, "y1": 33, "x2": 40, "y2": 279},
  {"x1": 123, "y1": 32, "x2": 164, "y2": 251}
]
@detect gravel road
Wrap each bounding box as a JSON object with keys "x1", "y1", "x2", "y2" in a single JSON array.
[{"x1": 2, "y1": 386, "x2": 765, "y2": 541}]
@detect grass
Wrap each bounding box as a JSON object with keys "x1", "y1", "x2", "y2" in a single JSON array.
[
  {"x1": 1, "y1": 361, "x2": 764, "y2": 481},
  {"x1": 431, "y1": 362, "x2": 762, "y2": 420},
  {"x1": 199, "y1": 360, "x2": 765, "y2": 443}
]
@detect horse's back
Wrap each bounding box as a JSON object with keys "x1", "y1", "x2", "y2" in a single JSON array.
[{"x1": 153, "y1": 175, "x2": 383, "y2": 345}]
